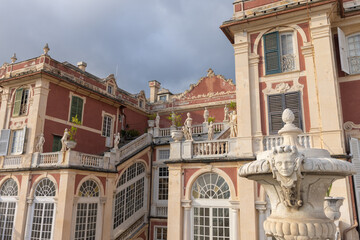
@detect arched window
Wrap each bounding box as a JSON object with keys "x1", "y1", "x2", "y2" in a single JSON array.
[
  {"x1": 29, "y1": 178, "x2": 56, "y2": 240},
  {"x1": 113, "y1": 162, "x2": 146, "y2": 234},
  {"x1": 191, "y1": 173, "x2": 231, "y2": 240},
  {"x1": 74, "y1": 180, "x2": 101, "y2": 240},
  {"x1": 0, "y1": 178, "x2": 18, "y2": 240}
]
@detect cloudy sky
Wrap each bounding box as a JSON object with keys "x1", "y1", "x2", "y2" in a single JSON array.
[{"x1": 0, "y1": 0, "x2": 235, "y2": 96}]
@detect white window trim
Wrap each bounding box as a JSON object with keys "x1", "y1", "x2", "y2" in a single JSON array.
[
  {"x1": 9, "y1": 127, "x2": 27, "y2": 156},
  {"x1": 262, "y1": 28, "x2": 300, "y2": 76},
  {"x1": 346, "y1": 32, "x2": 360, "y2": 75},
  {"x1": 26, "y1": 196, "x2": 57, "y2": 240},
  {"x1": 107, "y1": 84, "x2": 115, "y2": 95},
  {"x1": 113, "y1": 164, "x2": 147, "y2": 238},
  {"x1": 101, "y1": 111, "x2": 115, "y2": 147},
  {"x1": 68, "y1": 92, "x2": 86, "y2": 124},
  {"x1": 156, "y1": 147, "x2": 170, "y2": 163},
  {"x1": 0, "y1": 196, "x2": 18, "y2": 240}
]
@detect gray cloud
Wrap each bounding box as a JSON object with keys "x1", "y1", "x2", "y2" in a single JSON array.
[{"x1": 0, "y1": 0, "x2": 235, "y2": 96}]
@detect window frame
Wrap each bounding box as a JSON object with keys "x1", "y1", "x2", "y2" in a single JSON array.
[
  {"x1": 263, "y1": 30, "x2": 297, "y2": 75},
  {"x1": 68, "y1": 93, "x2": 86, "y2": 123},
  {"x1": 113, "y1": 162, "x2": 147, "y2": 237},
  {"x1": 154, "y1": 226, "x2": 167, "y2": 240},
  {"x1": 12, "y1": 88, "x2": 30, "y2": 117},
  {"x1": 267, "y1": 91, "x2": 303, "y2": 135},
  {"x1": 9, "y1": 127, "x2": 27, "y2": 155},
  {"x1": 101, "y1": 115, "x2": 113, "y2": 138},
  {"x1": 0, "y1": 178, "x2": 18, "y2": 240},
  {"x1": 347, "y1": 33, "x2": 360, "y2": 75},
  {"x1": 27, "y1": 177, "x2": 57, "y2": 240},
  {"x1": 72, "y1": 179, "x2": 103, "y2": 240}
]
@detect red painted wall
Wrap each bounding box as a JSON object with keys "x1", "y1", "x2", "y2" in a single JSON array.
[
  {"x1": 340, "y1": 80, "x2": 360, "y2": 123},
  {"x1": 124, "y1": 108, "x2": 148, "y2": 134}
]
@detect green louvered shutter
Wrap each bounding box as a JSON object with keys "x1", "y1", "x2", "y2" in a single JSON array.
[
  {"x1": 12, "y1": 89, "x2": 23, "y2": 116},
  {"x1": 264, "y1": 32, "x2": 281, "y2": 75},
  {"x1": 52, "y1": 135, "x2": 62, "y2": 152},
  {"x1": 70, "y1": 96, "x2": 83, "y2": 122},
  {"x1": 268, "y1": 94, "x2": 283, "y2": 134},
  {"x1": 268, "y1": 92, "x2": 302, "y2": 134}
]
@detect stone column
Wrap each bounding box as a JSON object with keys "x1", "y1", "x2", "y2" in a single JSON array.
[
  {"x1": 101, "y1": 177, "x2": 116, "y2": 240},
  {"x1": 255, "y1": 201, "x2": 267, "y2": 240},
  {"x1": 238, "y1": 178, "x2": 257, "y2": 240},
  {"x1": 249, "y1": 53, "x2": 262, "y2": 137},
  {"x1": 310, "y1": 13, "x2": 345, "y2": 154},
  {"x1": 182, "y1": 200, "x2": 192, "y2": 240},
  {"x1": 23, "y1": 197, "x2": 34, "y2": 239},
  {"x1": 167, "y1": 164, "x2": 183, "y2": 240},
  {"x1": 234, "y1": 31, "x2": 253, "y2": 157},
  {"x1": 13, "y1": 173, "x2": 30, "y2": 239}
]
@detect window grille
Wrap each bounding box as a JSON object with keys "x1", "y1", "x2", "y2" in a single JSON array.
[
  {"x1": 158, "y1": 150, "x2": 170, "y2": 160},
  {"x1": 155, "y1": 227, "x2": 167, "y2": 240},
  {"x1": 102, "y1": 115, "x2": 112, "y2": 137},
  {"x1": 0, "y1": 179, "x2": 18, "y2": 240},
  {"x1": 158, "y1": 167, "x2": 169, "y2": 200},
  {"x1": 192, "y1": 173, "x2": 230, "y2": 199}
]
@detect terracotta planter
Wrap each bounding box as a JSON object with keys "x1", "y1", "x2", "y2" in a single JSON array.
[
  {"x1": 171, "y1": 130, "x2": 183, "y2": 142},
  {"x1": 324, "y1": 197, "x2": 344, "y2": 221},
  {"x1": 64, "y1": 140, "x2": 77, "y2": 150}
]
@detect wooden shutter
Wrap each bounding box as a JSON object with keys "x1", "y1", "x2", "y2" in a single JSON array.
[
  {"x1": 0, "y1": 129, "x2": 11, "y2": 156},
  {"x1": 12, "y1": 89, "x2": 23, "y2": 116},
  {"x1": 284, "y1": 92, "x2": 302, "y2": 130},
  {"x1": 349, "y1": 138, "x2": 360, "y2": 220},
  {"x1": 338, "y1": 27, "x2": 350, "y2": 74},
  {"x1": 70, "y1": 96, "x2": 83, "y2": 122},
  {"x1": 268, "y1": 94, "x2": 283, "y2": 134},
  {"x1": 264, "y1": 32, "x2": 281, "y2": 75}
]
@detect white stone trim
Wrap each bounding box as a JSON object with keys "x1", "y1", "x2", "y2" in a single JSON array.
[{"x1": 44, "y1": 115, "x2": 101, "y2": 134}]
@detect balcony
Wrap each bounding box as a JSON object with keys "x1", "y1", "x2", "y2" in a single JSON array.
[{"x1": 0, "y1": 151, "x2": 115, "y2": 171}]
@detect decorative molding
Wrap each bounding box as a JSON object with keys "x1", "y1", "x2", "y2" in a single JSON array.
[
  {"x1": 262, "y1": 78, "x2": 304, "y2": 95},
  {"x1": 344, "y1": 121, "x2": 360, "y2": 131}
]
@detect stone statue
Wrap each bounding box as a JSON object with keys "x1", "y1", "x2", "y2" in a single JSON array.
[
  {"x1": 229, "y1": 111, "x2": 237, "y2": 138},
  {"x1": 61, "y1": 128, "x2": 69, "y2": 151},
  {"x1": 183, "y1": 112, "x2": 193, "y2": 141},
  {"x1": 208, "y1": 121, "x2": 214, "y2": 140},
  {"x1": 269, "y1": 145, "x2": 303, "y2": 208},
  {"x1": 114, "y1": 132, "x2": 120, "y2": 150},
  {"x1": 203, "y1": 107, "x2": 209, "y2": 123},
  {"x1": 155, "y1": 113, "x2": 160, "y2": 128},
  {"x1": 224, "y1": 105, "x2": 229, "y2": 121},
  {"x1": 36, "y1": 133, "x2": 45, "y2": 153}
]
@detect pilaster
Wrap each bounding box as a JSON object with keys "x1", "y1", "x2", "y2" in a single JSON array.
[
  {"x1": 167, "y1": 164, "x2": 183, "y2": 240},
  {"x1": 0, "y1": 87, "x2": 10, "y2": 129}
]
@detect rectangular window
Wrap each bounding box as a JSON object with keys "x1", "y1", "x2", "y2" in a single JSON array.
[
  {"x1": 107, "y1": 85, "x2": 113, "y2": 94},
  {"x1": 264, "y1": 32, "x2": 295, "y2": 75},
  {"x1": 0, "y1": 129, "x2": 11, "y2": 156},
  {"x1": 75, "y1": 203, "x2": 98, "y2": 240},
  {"x1": 268, "y1": 92, "x2": 302, "y2": 134},
  {"x1": 10, "y1": 128, "x2": 26, "y2": 155},
  {"x1": 158, "y1": 149, "x2": 170, "y2": 160},
  {"x1": 70, "y1": 96, "x2": 84, "y2": 122},
  {"x1": 348, "y1": 34, "x2": 360, "y2": 74},
  {"x1": 0, "y1": 202, "x2": 16, "y2": 239},
  {"x1": 159, "y1": 95, "x2": 167, "y2": 101},
  {"x1": 13, "y1": 88, "x2": 29, "y2": 116},
  {"x1": 102, "y1": 115, "x2": 112, "y2": 137},
  {"x1": 155, "y1": 226, "x2": 167, "y2": 240},
  {"x1": 52, "y1": 135, "x2": 62, "y2": 152},
  {"x1": 158, "y1": 167, "x2": 169, "y2": 200},
  {"x1": 31, "y1": 202, "x2": 55, "y2": 240}
]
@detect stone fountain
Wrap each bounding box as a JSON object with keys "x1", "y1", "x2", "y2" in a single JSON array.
[{"x1": 238, "y1": 109, "x2": 354, "y2": 240}]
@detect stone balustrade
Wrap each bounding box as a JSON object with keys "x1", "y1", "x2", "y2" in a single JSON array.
[
  {"x1": 159, "y1": 128, "x2": 171, "y2": 137},
  {"x1": 156, "y1": 206, "x2": 168, "y2": 217},
  {"x1": 263, "y1": 133, "x2": 311, "y2": 150},
  {"x1": 213, "y1": 122, "x2": 224, "y2": 132},
  {"x1": 2, "y1": 155, "x2": 22, "y2": 168},
  {"x1": 193, "y1": 140, "x2": 229, "y2": 157},
  {"x1": 192, "y1": 124, "x2": 203, "y2": 134},
  {"x1": 118, "y1": 133, "x2": 152, "y2": 159}
]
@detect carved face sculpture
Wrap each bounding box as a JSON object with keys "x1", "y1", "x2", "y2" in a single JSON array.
[{"x1": 274, "y1": 152, "x2": 296, "y2": 177}]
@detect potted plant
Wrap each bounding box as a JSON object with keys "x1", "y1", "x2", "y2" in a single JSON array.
[
  {"x1": 229, "y1": 101, "x2": 236, "y2": 111},
  {"x1": 208, "y1": 116, "x2": 215, "y2": 124},
  {"x1": 147, "y1": 113, "x2": 156, "y2": 128},
  {"x1": 324, "y1": 184, "x2": 345, "y2": 221},
  {"x1": 167, "y1": 112, "x2": 182, "y2": 128},
  {"x1": 65, "y1": 115, "x2": 81, "y2": 149}
]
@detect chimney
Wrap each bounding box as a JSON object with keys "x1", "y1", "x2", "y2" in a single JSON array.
[
  {"x1": 148, "y1": 80, "x2": 161, "y2": 103},
  {"x1": 77, "y1": 61, "x2": 87, "y2": 72}
]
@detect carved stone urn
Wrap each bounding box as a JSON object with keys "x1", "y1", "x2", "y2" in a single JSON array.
[
  {"x1": 64, "y1": 140, "x2": 77, "y2": 150},
  {"x1": 324, "y1": 197, "x2": 344, "y2": 221},
  {"x1": 238, "y1": 109, "x2": 354, "y2": 240},
  {"x1": 148, "y1": 120, "x2": 155, "y2": 128},
  {"x1": 171, "y1": 130, "x2": 183, "y2": 142}
]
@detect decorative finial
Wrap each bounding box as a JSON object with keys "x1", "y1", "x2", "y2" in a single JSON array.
[
  {"x1": 10, "y1": 53, "x2": 17, "y2": 64},
  {"x1": 282, "y1": 108, "x2": 295, "y2": 124},
  {"x1": 207, "y1": 68, "x2": 215, "y2": 77},
  {"x1": 43, "y1": 43, "x2": 50, "y2": 55},
  {"x1": 278, "y1": 109, "x2": 302, "y2": 147}
]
